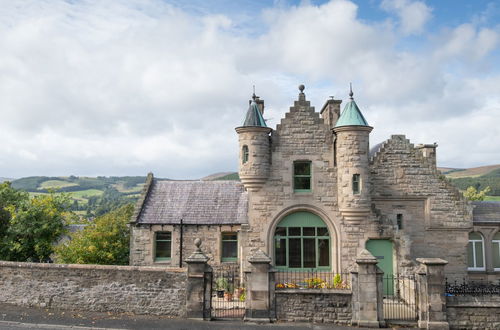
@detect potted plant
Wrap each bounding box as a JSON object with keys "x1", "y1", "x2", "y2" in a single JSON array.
[
  {"x1": 215, "y1": 278, "x2": 228, "y2": 298},
  {"x1": 224, "y1": 282, "x2": 234, "y2": 301}
]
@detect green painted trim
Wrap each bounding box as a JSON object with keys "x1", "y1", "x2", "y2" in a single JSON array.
[
  {"x1": 278, "y1": 211, "x2": 327, "y2": 227},
  {"x1": 155, "y1": 257, "x2": 171, "y2": 261}
]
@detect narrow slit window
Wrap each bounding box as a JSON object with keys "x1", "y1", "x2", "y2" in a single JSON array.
[
  {"x1": 396, "y1": 214, "x2": 403, "y2": 230},
  {"x1": 294, "y1": 161, "x2": 311, "y2": 192},
  {"x1": 155, "y1": 232, "x2": 172, "y2": 261},
  {"x1": 242, "y1": 145, "x2": 249, "y2": 164},
  {"x1": 352, "y1": 174, "x2": 361, "y2": 194}
]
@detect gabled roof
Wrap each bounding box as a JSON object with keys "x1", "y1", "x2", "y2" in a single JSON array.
[
  {"x1": 242, "y1": 100, "x2": 267, "y2": 127},
  {"x1": 334, "y1": 99, "x2": 369, "y2": 128},
  {"x1": 136, "y1": 179, "x2": 248, "y2": 225},
  {"x1": 472, "y1": 201, "x2": 500, "y2": 223}
]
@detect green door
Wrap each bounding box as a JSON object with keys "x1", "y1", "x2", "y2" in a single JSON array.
[{"x1": 366, "y1": 239, "x2": 393, "y2": 295}]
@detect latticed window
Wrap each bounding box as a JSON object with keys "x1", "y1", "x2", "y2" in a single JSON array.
[
  {"x1": 352, "y1": 174, "x2": 360, "y2": 194},
  {"x1": 222, "y1": 232, "x2": 238, "y2": 262},
  {"x1": 467, "y1": 232, "x2": 485, "y2": 271},
  {"x1": 493, "y1": 232, "x2": 500, "y2": 271},
  {"x1": 294, "y1": 161, "x2": 311, "y2": 192},
  {"x1": 274, "y1": 212, "x2": 330, "y2": 270},
  {"x1": 242, "y1": 145, "x2": 249, "y2": 164},
  {"x1": 155, "y1": 232, "x2": 171, "y2": 261}
]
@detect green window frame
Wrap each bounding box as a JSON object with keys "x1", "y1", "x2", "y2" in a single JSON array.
[
  {"x1": 352, "y1": 174, "x2": 360, "y2": 194},
  {"x1": 155, "y1": 231, "x2": 172, "y2": 261},
  {"x1": 221, "y1": 232, "x2": 238, "y2": 262},
  {"x1": 274, "y1": 212, "x2": 330, "y2": 270},
  {"x1": 294, "y1": 161, "x2": 311, "y2": 192},
  {"x1": 493, "y1": 232, "x2": 500, "y2": 271},
  {"x1": 467, "y1": 232, "x2": 485, "y2": 271},
  {"x1": 242, "y1": 145, "x2": 249, "y2": 164}
]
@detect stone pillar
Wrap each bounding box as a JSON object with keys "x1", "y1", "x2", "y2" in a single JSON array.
[
  {"x1": 185, "y1": 238, "x2": 211, "y2": 320},
  {"x1": 351, "y1": 249, "x2": 385, "y2": 328},
  {"x1": 244, "y1": 249, "x2": 272, "y2": 322},
  {"x1": 416, "y1": 258, "x2": 449, "y2": 330}
]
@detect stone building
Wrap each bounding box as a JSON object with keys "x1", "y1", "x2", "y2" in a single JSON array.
[{"x1": 130, "y1": 85, "x2": 500, "y2": 280}]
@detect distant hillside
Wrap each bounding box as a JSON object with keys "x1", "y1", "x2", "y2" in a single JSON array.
[
  {"x1": 0, "y1": 177, "x2": 14, "y2": 183},
  {"x1": 439, "y1": 164, "x2": 500, "y2": 178}
]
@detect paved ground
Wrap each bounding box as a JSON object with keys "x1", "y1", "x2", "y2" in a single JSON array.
[{"x1": 0, "y1": 304, "x2": 377, "y2": 330}]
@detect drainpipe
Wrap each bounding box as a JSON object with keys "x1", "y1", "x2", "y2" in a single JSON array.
[{"x1": 179, "y1": 218, "x2": 183, "y2": 268}]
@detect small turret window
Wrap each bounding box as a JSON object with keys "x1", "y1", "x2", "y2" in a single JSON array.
[
  {"x1": 242, "y1": 145, "x2": 249, "y2": 164},
  {"x1": 352, "y1": 174, "x2": 361, "y2": 194},
  {"x1": 294, "y1": 161, "x2": 311, "y2": 192}
]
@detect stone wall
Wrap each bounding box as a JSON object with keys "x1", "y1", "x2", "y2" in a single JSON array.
[
  {"x1": 275, "y1": 290, "x2": 352, "y2": 324},
  {"x1": 0, "y1": 261, "x2": 186, "y2": 317},
  {"x1": 447, "y1": 295, "x2": 500, "y2": 330}
]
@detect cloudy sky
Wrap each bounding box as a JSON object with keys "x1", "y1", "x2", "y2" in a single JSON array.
[{"x1": 0, "y1": 0, "x2": 499, "y2": 179}]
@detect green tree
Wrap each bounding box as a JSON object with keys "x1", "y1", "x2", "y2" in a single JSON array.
[
  {"x1": 55, "y1": 203, "x2": 133, "y2": 265},
  {"x1": 463, "y1": 186, "x2": 491, "y2": 201},
  {"x1": 0, "y1": 183, "x2": 70, "y2": 262}
]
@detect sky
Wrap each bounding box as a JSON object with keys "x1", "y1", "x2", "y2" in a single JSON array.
[{"x1": 0, "y1": 0, "x2": 499, "y2": 179}]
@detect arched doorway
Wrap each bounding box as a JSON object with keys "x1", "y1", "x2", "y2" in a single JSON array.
[{"x1": 273, "y1": 211, "x2": 331, "y2": 270}]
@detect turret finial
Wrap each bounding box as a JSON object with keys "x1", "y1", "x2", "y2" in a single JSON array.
[
  {"x1": 299, "y1": 84, "x2": 305, "y2": 93},
  {"x1": 252, "y1": 85, "x2": 257, "y2": 101},
  {"x1": 349, "y1": 83, "x2": 354, "y2": 100}
]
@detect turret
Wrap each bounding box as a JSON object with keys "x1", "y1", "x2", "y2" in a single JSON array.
[
  {"x1": 333, "y1": 87, "x2": 373, "y2": 224},
  {"x1": 235, "y1": 94, "x2": 272, "y2": 191}
]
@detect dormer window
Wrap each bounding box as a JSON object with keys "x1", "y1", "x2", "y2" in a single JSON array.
[
  {"x1": 242, "y1": 145, "x2": 249, "y2": 164},
  {"x1": 294, "y1": 161, "x2": 311, "y2": 192},
  {"x1": 352, "y1": 174, "x2": 360, "y2": 194}
]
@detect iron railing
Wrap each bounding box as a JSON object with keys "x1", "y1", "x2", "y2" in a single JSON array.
[
  {"x1": 445, "y1": 277, "x2": 500, "y2": 295},
  {"x1": 275, "y1": 270, "x2": 350, "y2": 290},
  {"x1": 383, "y1": 274, "x2": 418, "y2": 321}
]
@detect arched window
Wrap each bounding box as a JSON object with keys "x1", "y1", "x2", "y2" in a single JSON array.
[
  {"x1": 274, "y1": 211, "x2": 330, "y2": 270},
  {"x1": 493, "y1": 232, "x2": 500, "y2": 271},
  {"x1": 468, "y1": 232, "x2": 485, "y2": 271},
  {"x1": 242, "y1": 145, "x2": 249, "y2": 164}
]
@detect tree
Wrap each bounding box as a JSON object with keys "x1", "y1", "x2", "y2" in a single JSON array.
[
  {"x1": 463, "y1": 186, "x2": 491, "y2": 201},
  {"x1": 55, "y1": 203, "x2": 133, "y2": 265},
  {"x1": 0, "y1": 183, "x2": 70, "y2": 262}
]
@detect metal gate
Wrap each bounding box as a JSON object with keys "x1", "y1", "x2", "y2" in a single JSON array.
[
  {"x1": 383, "y1": 274, "x2": 418, "y2": 322},
  {"x1": 210, "y1": 266, "x2": 245, "y2": 319}
]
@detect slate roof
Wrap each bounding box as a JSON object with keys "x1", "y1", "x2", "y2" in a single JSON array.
[
  {"x1": 136, "y1": 180, "x2": 248, "y2": 225},
  {"x1": 242, "y1": 100, "x2": 267, "y2": 127},
  {"x1": 472, "y1": 201, "x2": 500, "y2": 223}
]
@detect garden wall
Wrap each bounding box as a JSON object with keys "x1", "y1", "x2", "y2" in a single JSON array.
[
  {"x1": 447, "y1": 295, "x2": 500, "y2": 330},
  {"x1": 275, "y1": 290, "x2": 352, "y2": 324},
  {"x1": 0, "y1": 261, "x2": 186, "y2": 317}
]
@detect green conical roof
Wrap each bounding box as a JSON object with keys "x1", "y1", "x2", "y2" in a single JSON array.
[
  {"x1": 334, "y1": 99, "x2": 369, "y2": 127},
  {"x1": 242, "y1": 100, "x2": 267, "y2": 127}
]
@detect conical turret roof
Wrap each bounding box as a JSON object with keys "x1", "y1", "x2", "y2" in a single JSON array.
[
  {"x1": 242, "y1": 98, "x2": 267, "y2": 127},
  {"x1": 334, "y1": 87, "x2": 369, "y2": 128}
]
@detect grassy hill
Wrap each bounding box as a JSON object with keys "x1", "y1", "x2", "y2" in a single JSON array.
[
  {"x1": 439, "y1": 165, "x2": 500, "y2": 200},
  {"x1": 438, "y1": 164, "x2": 500, "y2": 178}
]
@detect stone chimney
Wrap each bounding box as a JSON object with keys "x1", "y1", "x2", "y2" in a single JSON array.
[
  {"x1": 320, "y1": 97, "x2": 342, "y2": 129},
  {"x1": 415, "y1": 143, "x2": 438, "y2": 167}
]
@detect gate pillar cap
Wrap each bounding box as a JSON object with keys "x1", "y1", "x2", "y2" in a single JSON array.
[
  {"x1": 356, "y1": 248, "x2": 378, "y2": 264},
  {"x1": 248, "y1": 249, "x2": 271, "y2": 264},
  {"x1": 186, "y1": 238, "x2": 209, "y2": 263},
  {"x1": 416, "y1": 258, "x2": 448, "y2": 266}
]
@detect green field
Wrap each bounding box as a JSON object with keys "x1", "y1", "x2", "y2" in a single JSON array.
[
  {"x1": 39, "y1": 180, "x2": 79, "y2": 190},
  {"x1": 484, "y1": 196, "x2": 500, "y2": 201}
]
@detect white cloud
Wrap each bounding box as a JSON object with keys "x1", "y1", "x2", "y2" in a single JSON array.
[
  {"x1": 0, "y1": 0, "x2": 499, "y2": 178},
  {"x1": 381, "y1": 0, "x2": 432, "y2": 35}
]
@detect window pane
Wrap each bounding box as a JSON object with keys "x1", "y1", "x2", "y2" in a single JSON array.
[
  {"x1": 294, "y1": 162, "x2": 310, "y2": 175},
  {"x1": 157, "y1": 232, "x2": 171, "y2": 240},
  {"x1": 275, "y1": 238, "x2": 287, "y2": 266},
  {"x1": 475, "y1": 241, "x2": 484, "y2": 268},
  {"x1": 222, "y1": 233, "x2": 237, "y2": 241},
  {"x1": 288, "y1": 227, "x2": 301, "y2": 236},
  {"x1": 303, "y1": 227, "x2": 315, "y2": 236},
  {"x1": 317, "y1": 227, "x2": 328, "y2": 236},
  {"x1": 222, "y1": 241, "x2": 237, "y2": 259},
  {"x1": 303, "y1": 238, "x2": 316, "y2": 268},
  {"x1": 294, "y1": 177, "x2": 311, "y2": 190},
  {"x1": 275, "y1": 227, "x2": 286, "y2": 237},
  {"x1": 289, "y1": 238, "x2": 301, "y2": 268},
  {"x1": 469, "y1": 232, "x2": 482, "y2": 240},
  {"x1": 352, "y1": 174, "x2": 360, "y2": 194},
  {"x1": 156, "y1": 241, "x2": 171, "y2": 259},
  {"x1": 493, "y1": 242, "x2": 500, "y2": 269},
  {"x1": 467, "y1": 242, "x2": 474, "y2": 268},
  {"x1": 318, "y1": 239, "x2": 330, "y2": 267}
]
